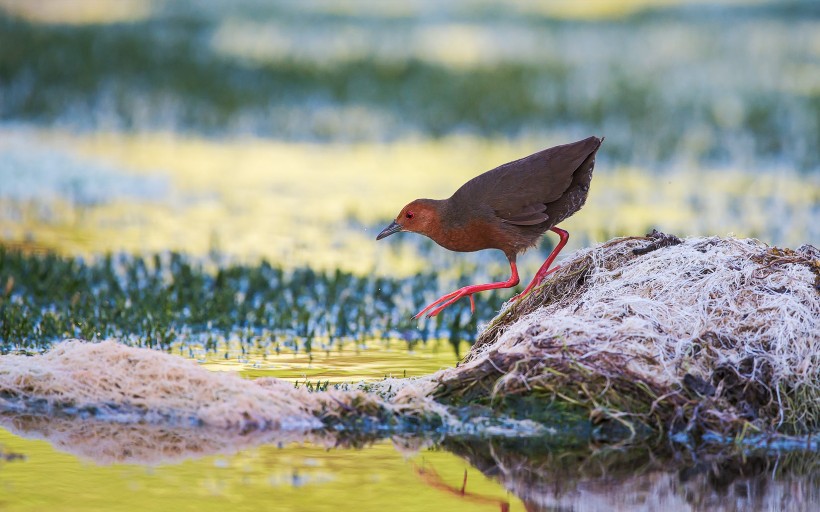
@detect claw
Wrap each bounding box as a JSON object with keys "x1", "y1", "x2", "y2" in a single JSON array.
[{"x1": 413, "y1": 289, "x2": 462, "y2": 319}]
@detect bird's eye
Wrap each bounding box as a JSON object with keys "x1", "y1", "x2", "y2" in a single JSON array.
[{"x1": 405, "y1": 212, "x2": 414, "y2": 219}]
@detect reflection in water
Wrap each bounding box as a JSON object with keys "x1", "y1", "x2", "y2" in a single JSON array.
[
  {"x1": 442, "y1": 437, "x2": 820, "y2": 511},
  {"x1": 414, "y1": 462, "x2": 510, "y2": 511},
  {"x1": 0, "y1": 413, "x2": 330, "y2": 466},
  {"x1": 1, "y1": 411, "x2": 818, "y2": 511}
]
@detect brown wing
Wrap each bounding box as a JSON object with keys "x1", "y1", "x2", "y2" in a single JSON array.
[
  {"x1": 500, "y1": 202, "x2": 549, "y2": 225},
  {"x1": 450, "y1": 136, "x2": 603, "y2": 224}
]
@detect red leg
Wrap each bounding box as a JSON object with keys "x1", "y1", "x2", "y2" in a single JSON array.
[
  {"x1": 510, "y1": 226, "x2": 569, "y2": 302},
  {"x1": 414, "y1": 260, "x2": 520, "y2": 319}
]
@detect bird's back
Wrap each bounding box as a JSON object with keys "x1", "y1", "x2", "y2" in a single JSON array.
[
  {"x1": 444, "y1": 136, "x2": 603, "y2": 257},
  {"x1": 450, "y1": 136, "x2": 602, "y2": 221}
]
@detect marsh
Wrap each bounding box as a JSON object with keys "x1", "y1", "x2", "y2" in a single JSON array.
[{"x1": 0, "y1": 0, "x2": 818, "y2": 510}]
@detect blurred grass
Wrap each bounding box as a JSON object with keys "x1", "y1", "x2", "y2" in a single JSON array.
[
  {"x1": 0, "y1": 245, "x2": 495, "y2": 355},
  {"x1": 0, "y1": 0, "x2": 152, "y2": 25},
  {"x1": 0, "y1": 1, "x2": 818, "y2": 168}
]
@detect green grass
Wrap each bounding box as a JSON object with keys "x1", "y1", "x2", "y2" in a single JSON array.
[{"x1": 0, "y1": 246, "x2": 507, "y2": 354}]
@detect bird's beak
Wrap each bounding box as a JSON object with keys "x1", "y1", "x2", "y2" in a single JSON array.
[{"x1": 376, "y1": 221, "x2": 402, "y2": 240}]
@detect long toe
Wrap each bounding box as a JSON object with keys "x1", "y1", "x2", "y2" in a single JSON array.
[
  {"x1": 427, "y1": 292, "x2": 470, "y2": 317},
  {"x1": 414, "y1": 298, "x2": 445, "y2": 319},
  {"x1": 413, "y1": 289, "x2": 462, "y2": 319},
  {"x1": 416, "y1": 273, "x2": 518, "y2": 317}
]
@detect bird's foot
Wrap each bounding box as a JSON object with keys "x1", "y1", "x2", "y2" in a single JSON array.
[
  {"x1": 413, "y1": 268, "x2": 520, "y2": 319},
  {"x1": 414, "y1": 288, "x2": 477, "y2": 319}
]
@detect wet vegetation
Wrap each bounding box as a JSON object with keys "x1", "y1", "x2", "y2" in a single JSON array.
[{"x1": 0, "y1": 245, "x2": 507, "y2": 354}]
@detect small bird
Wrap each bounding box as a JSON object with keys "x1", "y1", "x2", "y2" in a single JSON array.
[{"x1": 377, "y1": 136, "x2": 603, "y2": 318}]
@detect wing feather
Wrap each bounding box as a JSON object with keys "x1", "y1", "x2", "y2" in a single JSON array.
[
  {"x1": 499, "y1": 203, "x2": 549, "y2": 225},
  {"x1": 449, "y1": 136, "x2": 603, "y2": 224}
]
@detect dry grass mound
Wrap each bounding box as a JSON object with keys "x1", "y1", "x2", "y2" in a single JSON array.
[
  {"x1": 435, "y1": 232, "x2": 820, "y2": 438},
  {"x1": 0, "y1": 340, "x2": 323, "y2": 431},
  {"x1": 0, "y1": 340, "x2": 438, "y2": 435},
  {"x1": 0, "y1": 340, "x2": 449, "y2": 438}
]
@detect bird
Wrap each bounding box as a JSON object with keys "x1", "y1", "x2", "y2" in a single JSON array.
[{"x1": 376, "y1": 136, "x2": 603, "y2": 318}]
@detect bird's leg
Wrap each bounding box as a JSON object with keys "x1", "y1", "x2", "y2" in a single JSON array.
[
  {"x1": 414, "y1": 261, "x2": 520, "y2": 319},
  {"x1": 510, "y1": 226, "x2": 569, "y2": 302}
]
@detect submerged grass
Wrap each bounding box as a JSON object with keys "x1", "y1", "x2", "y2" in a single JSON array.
[{"x1": 0, "y1": 245, "x2": 502, "y2": 354}]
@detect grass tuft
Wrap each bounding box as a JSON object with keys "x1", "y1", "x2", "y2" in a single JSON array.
[{"x1": 434, "y1": 234, "x2": 820, "y2": 439}]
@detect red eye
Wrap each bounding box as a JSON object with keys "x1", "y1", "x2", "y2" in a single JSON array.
[{"x1": 405, "y1": 211, "x2": 414, "y2": 219}]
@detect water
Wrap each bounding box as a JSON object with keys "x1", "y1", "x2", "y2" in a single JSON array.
[
  {"x1": 0, "y1": 431, "x2": 787, "y2": 512},
  {"x1": 1, "y1": 341, "x2": 818, "y2": 512},
  {"x1": 0, "y1": 428, "x2": 516, "y2": 512}
]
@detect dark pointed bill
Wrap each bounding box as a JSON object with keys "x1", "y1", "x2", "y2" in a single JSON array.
[{"x1": 376, "y1": 221, "x2": 402, "y2": 240}]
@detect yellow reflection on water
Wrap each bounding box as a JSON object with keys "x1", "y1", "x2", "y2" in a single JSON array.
[
  {"x1": 0, "y1": 428, "x2": 520, "y2": 512},
  {"x1": 196, "y1": 339, "x2": 470, "y2": 383}
]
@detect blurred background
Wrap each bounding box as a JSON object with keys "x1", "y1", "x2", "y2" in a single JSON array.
[{"x1": 0, "y1": 0, "x2": 818, "y2": 277}]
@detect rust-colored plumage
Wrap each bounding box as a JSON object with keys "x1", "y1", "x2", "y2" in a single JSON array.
[{"x1": 377, "y1": 136, "x2": 604, "y2": 318}]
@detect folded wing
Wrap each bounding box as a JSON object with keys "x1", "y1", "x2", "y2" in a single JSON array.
[{"x1": 450, "y1": 136, "x2": 603, "y2": 225}]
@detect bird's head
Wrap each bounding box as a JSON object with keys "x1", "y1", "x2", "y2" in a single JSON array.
[{"x1": 376, "y1": 199, "x2": 439, "y2": 240}]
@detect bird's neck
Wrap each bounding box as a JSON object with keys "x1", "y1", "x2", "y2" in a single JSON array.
[{"x1": 418, "y1": 198, "x2": 473, "y2": 250}]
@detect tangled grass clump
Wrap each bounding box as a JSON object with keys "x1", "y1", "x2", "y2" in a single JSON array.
[{"x1": 433, "y1": 233, "x2": 820, "y2": 440}]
